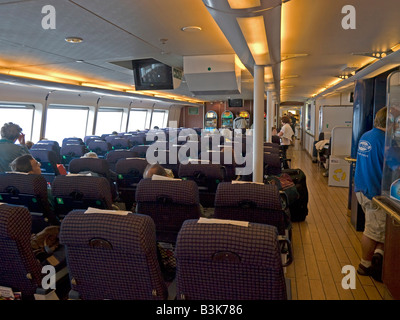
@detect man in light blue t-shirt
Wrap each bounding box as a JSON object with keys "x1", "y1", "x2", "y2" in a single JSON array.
[
  {"x1": 0, "y1": 122, "x2": 30, "y2": 172},
  {"x1": 354, "y1": 107, "x2": 387, "y2": 282}
]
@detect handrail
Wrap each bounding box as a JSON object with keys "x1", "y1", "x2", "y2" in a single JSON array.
[{"x1": 373, "y1": 196, "x2": 400, "y2": 224}]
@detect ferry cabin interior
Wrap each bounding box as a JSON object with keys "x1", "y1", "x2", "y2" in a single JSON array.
[{"x1": 0, "y1": 0, "x2": 399, "y2": 301}]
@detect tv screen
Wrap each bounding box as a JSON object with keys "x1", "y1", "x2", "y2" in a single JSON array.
[
  {"x1": 228, "y1": 99, "x2": 243, "y2": 107},
  {"x1": 132, "y1": 58, "x2": 173, "y2": 90}
]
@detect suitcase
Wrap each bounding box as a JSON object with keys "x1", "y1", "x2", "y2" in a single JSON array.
[
  {"x1": 282, "y1": 168, "x2": 309, "y2": 222},
  {"x1": 264, "y1": 173, "x2": 299, "y2": 207}
]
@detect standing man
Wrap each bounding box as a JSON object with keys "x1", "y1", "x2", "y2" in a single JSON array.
[
  {"x1": 277, "y1": 115, "x2": 294, "y2": 160},
  {"x1": 233, "y1": 113, "x2": 247, "y2": 134},
  {"x1": 0, "y1": 122, "x2": 30, "y2": 172},
  {"x1": 354, "y1": 107, "x2": 387, "y2": 282}
]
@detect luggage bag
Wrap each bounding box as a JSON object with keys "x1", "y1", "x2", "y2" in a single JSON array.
[{"x1": 282, "y1": 168, "x2": 309, "y2": 222}]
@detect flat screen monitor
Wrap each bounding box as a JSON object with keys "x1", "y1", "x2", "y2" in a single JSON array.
[
  {"x1": 132, "y1": 58, "x2": 173, "y2": 90},
  {"x1": 228, "y1": 99, "x2": 243, "y2": 107}
]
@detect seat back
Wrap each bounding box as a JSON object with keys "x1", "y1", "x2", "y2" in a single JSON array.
[
  {"x1": 29, "y1": 149, "x2": 60, "y2": 182},
  {"x1": 105, "y1": 149, "x2": 137, "y2": 171},
  {"x1": 178, "y1": 163, "x2": 225, "y2": 207},
  {"x1": 0, "y1": 173, "x2": 57, "y2": 231},
  {"x1": 68, "y1": 157, "x2": 117, "y2": 199},
  {"x1": 214, "y1": 182, "x2": 289, "y2": 235},
  {"x1": 135, "y1": 179, "x2": 201, "y2": 243},
  {"x1": 59, "y1": 209, "x2": 167, "y2": 300},
  {"x1": 128, "y1": 135, "x2": 146, "y2": 147},
  {"x1": 84, "y1": 135, "x2": 101, "y2": 146},
  {"x1": 68, "y1": 157, "x2": 110, "y2": 179},
  {"x1": 60, "y1": 144, "x2": 88, "y2": 167},
  {"x1": 31, "y1": 140, "x2": 61, "y2": 163},
  {"x1": 130, "y1": 145, "x2": 149, "y2": 158},
  {"x1": 175, "y1": 219, "x2": 287, "y2": 300},
  {"x1": 0, "y1": 204, "x2": 43, "y2": 298},
  {"x1": 52, "y1": 175, "x2": 113, "y2": 217},
  {"x1": 115, "y1": 158, "x2": 148, "y2": 210},
  {"x1": 62, "y1": 137, "x2": 84, "y2": 147},
  {"x1": 108, "y1": 137, "x2": 130, "y2": 150},
  {"x1": 264, "y1": 152, "x2": 282, "y2": 176},
  {"x1": 87, "y1": 140, "x2": 112, "y2": 158}
]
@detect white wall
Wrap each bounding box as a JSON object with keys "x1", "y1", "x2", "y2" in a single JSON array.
[{"x1": 302, "y1": 88, "x2": 354, "y2": 157}]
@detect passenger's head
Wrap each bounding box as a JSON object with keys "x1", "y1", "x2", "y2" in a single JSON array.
[
  {"x1": 374, "y1": 107, "x2": 387, "y2": 130},
  {"x1": 143, "y1": 163, "x2": 167, "y2": 179},
  {"x1": 10, "y1": 154, "x2": 42, "y2": 175},
  {"x1": 81, "y1": 152, "x2": 98, "y2": 158},
  {"x1": 1, "y1": 122, "x2": 23, "y2": 141},
  {"x1": 25, "y1": 141, "x2": 34, "y2": 149},
  {"x1": 281, "y1": 116, "x2": 291, "y2": 124}
]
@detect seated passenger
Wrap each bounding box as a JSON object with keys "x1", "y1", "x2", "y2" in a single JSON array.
[
  {"x1": 10, "y1": 154, "x2": 59, "y2": 226},
  {"x1": 143, "y1": 163, "x2": 175, "y2": 179},
  {"x1": 0, "y1": 122, "x2": 30, "y2": 172}
]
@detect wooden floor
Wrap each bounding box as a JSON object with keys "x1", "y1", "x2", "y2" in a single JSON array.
[{"x1": 285, "y1": 139, "x2": 386, "y2": 300}]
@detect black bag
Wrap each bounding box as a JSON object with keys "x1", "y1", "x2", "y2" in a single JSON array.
[
  {"x1": 282, "y1": 168, "x2": 309, "y2": 222},
  {"x1": 264, "y1": 173, "x2": 299, "y2": 206}
]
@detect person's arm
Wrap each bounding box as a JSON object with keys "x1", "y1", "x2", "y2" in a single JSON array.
[{"x1": 17, "y1": 132, "x2": 25, "y2": 145}]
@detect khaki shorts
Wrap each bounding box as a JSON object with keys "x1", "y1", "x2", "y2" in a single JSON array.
[{"x1": 356, "y1": 192, "x2": 387, "y2": 243}]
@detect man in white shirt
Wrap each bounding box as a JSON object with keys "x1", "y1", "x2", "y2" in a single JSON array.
[{"x1": 278, "y1": 115, "x2": 294, "y2": 159}]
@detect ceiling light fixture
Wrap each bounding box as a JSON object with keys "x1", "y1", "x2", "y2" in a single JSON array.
[
  {"x1": 181, "y1": 26, "x2": 202, "y2": 32},
  {"x1": 65, "y1": 37, "x2": 83, "y2": 43},
  {"x1": 352, "y1": 49, "x2": 393, "y2": 59},
  {"x1": 227, "y1": 0, "x2": 261, "y2": 9},
  {"x1": 237, "y1": 15, "x2": 269, "y2": 65}
]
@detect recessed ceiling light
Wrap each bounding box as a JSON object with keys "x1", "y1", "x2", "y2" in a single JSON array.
[
  {"x1": 181, "y1": 26, "x2": 202, "y2": 32},
  {"x1": 65, "y1": 37, "x2": 83, "y2": 43}
]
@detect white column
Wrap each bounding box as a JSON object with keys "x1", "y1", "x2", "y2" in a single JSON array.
[
  {"x1": 266, "y1": 91, "x2": 274, "y2": 142},
  {"x1": 252, "y1": 65, "x2": 265, "y2": 183}
]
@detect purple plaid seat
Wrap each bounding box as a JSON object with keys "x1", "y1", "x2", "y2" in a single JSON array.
[
  {"x1": 264, "y1": 151, "x2": 282, "y2": 176},
  {"x1": 175, "y1": 219, "x2": 287, "y2": 300},
  {"x1": 135, "y1": 179, "x2": 201, "y2": 243},
  {"x1": 178, "y1": 163, "x2": 225, "y2": 207},
  {"x1": 115, "y1": 157, "x2": 149, "y2": 210},
  {"x1": 59, "y1": 209, "x2": 168, "y2": 300},
  {"x1": 214, "y1": 182, "x2": 289, "y2": 236},
  {"x1": 0, "y1": 173, "x2": 59, "y2": 232},
  {"x1": 68, "y1": 157, "x2": 118, "y2": 200},
  {"x1": 52, "y1": 175, "x2": 113, "y2": 218},
  {"x1": 0, "y1": 204, "x2": 43, "y2": 298}
]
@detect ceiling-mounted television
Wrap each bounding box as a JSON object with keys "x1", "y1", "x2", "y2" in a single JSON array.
[
  {"x1": 228, "y1": 98, "x2": 243, "y2": 107},
  {"x1": 132, "y1": 58, "x2": 174, "y2": 90}
]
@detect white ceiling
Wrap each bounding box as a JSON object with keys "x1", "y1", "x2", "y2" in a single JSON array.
[{"x1": 0, "y1": 0, "x2": 399, "y2": 105}]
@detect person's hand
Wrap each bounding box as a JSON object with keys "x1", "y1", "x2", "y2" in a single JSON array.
[{"x1": 17, "y1": 133, "x2": 25, "y2": 145}]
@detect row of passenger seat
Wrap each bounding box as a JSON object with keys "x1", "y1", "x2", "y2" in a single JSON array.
[{"x1": 0, "y1": 203, "x2": 289, "y2": 300}]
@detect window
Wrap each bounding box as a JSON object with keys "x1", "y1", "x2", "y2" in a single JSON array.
[
  {"x1": 95, "y1": 108, "x2": 124, "y2": 135},
  {"x1": 0, "y1": 104, "x2": 35, "y2": 141},
  {"x1": 46, "y1": 106, "x2": 89, "y2": 144},
  {"x1": 151, "y1": 110, "x2": 168, "y2": 129},
  {"x1": 128, "y1": 109, "x2": 150, "y2": 131}
]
